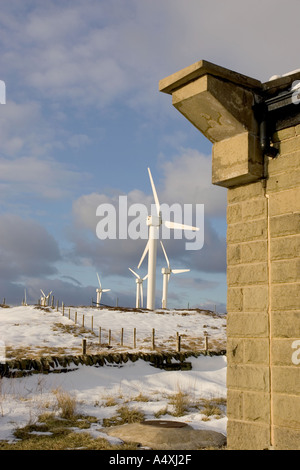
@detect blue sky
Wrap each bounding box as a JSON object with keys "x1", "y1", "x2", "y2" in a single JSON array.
[{"x1": 0, "y1": 0, "x2": 299, "y2": 311}]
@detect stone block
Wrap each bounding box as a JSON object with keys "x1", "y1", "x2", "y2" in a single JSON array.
[
  {"x1": 272, "y1": 284, "x2": 300, "y2": 310},
  {"x1": 268, "y1": 150, "x2": 300, "y2": 174},
  {"x1": 242, "y1": 198, "x2": 267, "y2": 220},
  {"x1": 227, "y1": 181, "x2": 265, "y2": 203},
  {"x1": 271, "y1": 311, "x2": 300, "y2": 338},
  {"x1": 273, "y1": 426, "x2": 300, "y2": 450},
  {"x1": 227, "y1": 338, "x2": 244, "y2": 363},
  {"x1": 271, "y1": 259, "x2": 300, "y2": 283},
  {"x1": 227, "y1": 364, "x2": 270, "y2": 392},
  {"x1": 278, "y1": 135, "x2": 300, "y2": 155},
  {"x1": 270, "y1": 213, "x2": 300, "y2": 237},
  {"x1": 271, "y1": 235, "x2": 300, "y2": 260},
  {"x1": 227, "y1": 203, "x2": 242, "y2": 224},
  {"x1": 227, "y1": 218, "x2": 267, "y2": 244},
  {"x1": 227, "y1": 287, "x2": 243, "y2": 312},
  {"x1": 243, "y1": 285, "x2": 269, "y2": 312},
  {"x1": 243, "y1": 338, "x2": 269, "y2": 364},
  {"x1": 227, "y1": 420, "x2": 270, "y2": 450},
  {"x1": 227, "y1": 263, "x2": 268, "y2": 287},
  {"x1": 267, "y1": 168, "x2": 300, "y2": 193},
  {"x1": 226, "y1": 389, "x2": 243, "y2": 420},
  {"x1": 272, "y1": 127, "x2": 296, "y2": 143},
  {"x1": 243, "y1": 391, "x2": 270, "y2": 423},
  {"x1": 272, "y1": 366, "x2": 300, "y2": 395},
  {"x1": 273, "y1": 393, "x2": 300, "y2": 428},
  {"x1": 212, "y1": 132, "x2": 263, "y2": 187},
  {"x1": 271, "y1": 338, "x2": 300, "y2": 365},
  {"x1": 227, "y1": 312, "x2": 269, "y2": 337},
  {"x1": 269, "y1": 187, "x2": 300, "y2": 217}
]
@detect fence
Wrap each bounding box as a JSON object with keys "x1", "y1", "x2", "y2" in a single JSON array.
[{"x1": 55, "y1": 303, "x2": 211, "y2": 354}]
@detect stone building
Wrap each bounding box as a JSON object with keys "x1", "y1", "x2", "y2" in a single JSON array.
[{"x1": 159, "y1": 60, "x2": 300, "y2": 450}]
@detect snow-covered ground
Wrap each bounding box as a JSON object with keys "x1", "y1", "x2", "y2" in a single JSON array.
[{"x1": 0, "y1": 305, "x2": 227, "y2": 445}]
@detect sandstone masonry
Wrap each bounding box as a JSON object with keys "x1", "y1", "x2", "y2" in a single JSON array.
[{"x1": 159, "y1": 61, "x2": 300, "y2": 450}]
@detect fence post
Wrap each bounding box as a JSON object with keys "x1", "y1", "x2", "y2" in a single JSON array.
[
  {"x1": 82, "y1": 314, "x2": 85, "y2": 327},
  {"x1": 205, "y1": 335, "x2": 208, "y2": 351},
  {"x1": 121, "y1": 328, "x2": 124, "y2": 347},
  {"x1": 56, "y1": 300, "x2": 59, "y2": 312},
  {"x1": 68, "y1": 308, "x2": 70, "y2": 320},
  {"x1": 108, "y1": 329, "x2": 111, "y2": 346},
  {"x1": 75, "y1": 311, "x2": 77, "y2": 324},
  {"x1": 82, "y1": 338, "x2": 87, "y2": 355},
  {"x1": 176, "y1": 332, "x2": 181, "y2": 352},
  {"x1": 91, "y1": 316, "x2": 93, "y2": 331},
  {"x1": 133, "y1": 328, "x2": 136, "y2": 349},
  {"x1": 99, "y1": 327, "x2": 101, "y2": 345},
  {"x1": 62, "y1": 302, "x2": 64, "y2": 316},
  {"x1": 152, "y1": 328, "x2": 155, "y2": 350}
]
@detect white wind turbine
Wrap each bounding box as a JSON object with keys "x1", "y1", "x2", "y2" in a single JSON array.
[
  {"x1": 160, "y1": 241, "x2": 190, "y2": 309},
  {"x1": 96, "y1": 273, "x2": 111, "y2": 306},
  {"x1": 40, "y1": 289, "x2": 52, "y2": 307},
  {"x1": 138, "y1": 167, "x2": 199, "y2": 310},
  {"x1": 128, "y1": 268, "x2": 148, "y2": 308}
]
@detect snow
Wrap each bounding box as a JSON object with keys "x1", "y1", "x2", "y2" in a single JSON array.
[{"x1": 0, "y1": 305, "x2": 227, "y2": 445}]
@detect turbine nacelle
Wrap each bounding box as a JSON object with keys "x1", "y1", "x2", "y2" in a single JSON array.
[{"x1": 147, "y1": 214, "x2": 161, "y2": 227}]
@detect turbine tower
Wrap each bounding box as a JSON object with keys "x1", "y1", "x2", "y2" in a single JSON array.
[
  {"x1": 138, "y1": 167, "x2": 199, "y2": 310},
  {"x1": 160, "y1": 241, "x2": 190, "y2": 309},
  {"x1": 96, "y1": 273, "x2": 111, "y2": 306},
  {"x1": 129, "y1": 268, "x2": 148, "y2": 308}
]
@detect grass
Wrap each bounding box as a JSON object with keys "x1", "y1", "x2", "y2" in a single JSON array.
[
  {"x1": 102, "y1": 405, "x2": 145, "y2": 427},
  {"x1": 0, "y1": 390, "x2": 139, "y2": 450},
  {"x1": 168, "y1": 387, "x2": 190, "y2": 417}
]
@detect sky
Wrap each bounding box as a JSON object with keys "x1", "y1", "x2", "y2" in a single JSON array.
[{"x1": 0, "y1": 0, "x2": 299, "y2": 312}]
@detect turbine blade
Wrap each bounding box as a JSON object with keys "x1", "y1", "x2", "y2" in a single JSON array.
[
  {"x1": 160, "y1": 241, "x2": 170, "y2": 268},
  {"x1": 102, "y1": 289, "x2": 110, "y2": 292},
  {"x1": 148, "y1": 167, "x2": 160, "y2": 216},
  {"x1": 40, "y1": 289, "x2": 45, "y2": 297},
  {"x1": 164, "y1": 220, "x2": 199, "y2": 231},
  {"x1": 171, "y1": 269, "x2": 190, "y2": 274},
  {"x1": 137, "y1": 240, "x2": 149, "y2": 269},
  {"x1": 96, "y1": 272, "x2": 101, "y2": 288},
  {"x1": 142, "y1": 274, "x2": 148, "y2": 281},
  {"x1": 129, "y1": 268, "x2": 140, "y2": 279}
]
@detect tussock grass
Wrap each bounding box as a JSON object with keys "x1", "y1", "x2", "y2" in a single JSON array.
[
  {"x1": 102, "y1": 405, "x2": 145, "y2": 427},
  {"x1": 168, "y1": 387, "x2": 190, "y2": 417},
  {"x1": 52, "y1": 388, "x2": 77, "y2": 419}
]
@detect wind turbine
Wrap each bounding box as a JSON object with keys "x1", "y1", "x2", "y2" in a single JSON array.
[
  {"x1": 40, "y1": 289, "x2": 52, "y2": 307},
  {"x1": 129, "y1": 268, "x2": 148, "y2": 308},
  {"x1": 160, "y1": 241, "x2": 190, "y2": 309},
  {"x1": 96, "y1": 273, "x2": 111, "y2": 306},
  {"x1": 138, "y1": 167, "x2": 199, "y2": 310}
]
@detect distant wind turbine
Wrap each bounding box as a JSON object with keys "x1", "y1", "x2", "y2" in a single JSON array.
[
  {"x1": 138, "y1": 167, "x2": 199, "y2": 310},
  {"x1": 129, "y1": 268, "x2": 148, "y2": 308},
  {"x1": 40, "y1": 289, "x2": 52, "y2": 307},
  {"x1": 160, "y1": 241, "x2": 190, "y2": 309},
  {"x1": 96, "y1": 273, "x2": 111, "y2": 306}
]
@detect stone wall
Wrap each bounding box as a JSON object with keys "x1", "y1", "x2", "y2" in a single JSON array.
[
  {"x1": 225, "y1": 124, "x2": 300, "y2": 449},
  {"x1": 159, "y1": 60, "x2": 300, "y2": 450}
]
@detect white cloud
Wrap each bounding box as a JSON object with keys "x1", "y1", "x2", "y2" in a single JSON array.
[
  {"x1": 158, "y1": 148, "x2": 227, "y2": 216},
  {"x1": 0, "y1": 155, "x2": 88, "y2": 200},
  {"x1": 1, "y1": 0, "x2": 299, "y2": 113}
]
